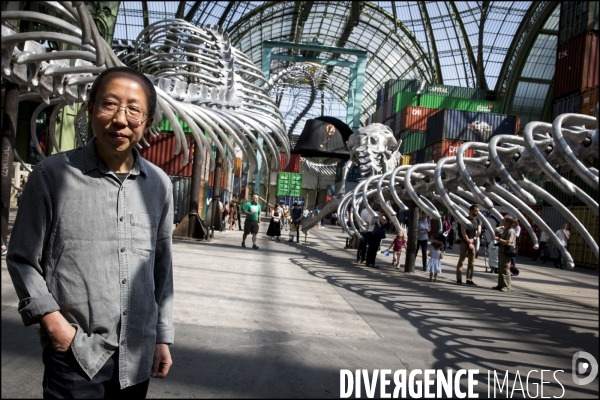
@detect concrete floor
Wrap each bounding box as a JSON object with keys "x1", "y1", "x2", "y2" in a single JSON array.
[{"x1": 2, "y1": 215, "x2": 599, "y2": 398}]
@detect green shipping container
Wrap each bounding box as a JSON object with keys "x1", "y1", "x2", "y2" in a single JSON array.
[
  {"x1": 523, "y1": 172, "x2": 545, "y2": 206},
  {"x1": 277, "y1": 172, "x2": 302, "y2": 197},
  {"x1": 543, "y1": 170, "x2": 598, "y2": 206},
  {"x1": 399, "y1": 130, "x2": 427, "y2": 154},
  {"x1": 394, "y1": 91, "x2": 419, "y2": 113},
  {"x1": 419, "y1": 94, "x2": 502, "y2": 113},
  {"x1": 157, "y1": 115, "x2": 192, "y2": 134},
  {"x1": 422, "y1": 84, "x2": 486, "y2": 100}
]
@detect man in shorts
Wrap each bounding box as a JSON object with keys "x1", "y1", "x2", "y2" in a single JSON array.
[{"x1": 242, "y1": 194, "x2": 261, "y2": 249}]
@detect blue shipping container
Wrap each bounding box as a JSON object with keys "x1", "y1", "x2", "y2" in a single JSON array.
[
  {"x1": 425, "y1": 109, "x2": 520, "y2": 146},
  {"x1": 552, "y1": 92, "x2": 581, "y2": 120},
  {"x1": 278, "y1": 196, "x2": 305, "y2": 209}
]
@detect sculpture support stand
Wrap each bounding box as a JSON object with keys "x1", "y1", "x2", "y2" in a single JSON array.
[
  {"x1": 404, "y1": 201, "x2": 419, "y2": 273},
  {"x1": 174, "y1": 141, "x2": 208, "y2": 240},
  {"x1": 1, "y1": 82, "x2": 19, "y2": 245}
]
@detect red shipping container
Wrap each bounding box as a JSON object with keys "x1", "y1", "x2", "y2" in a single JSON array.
[
  {"x1": 399, "y1": 106, "x2": 441, "y2": 132},
  {"x1": 431, "y1": 140, "x2": 475, "y2": 163},
  {"x1": 139, "y1": 133, "x2": 195, "y2": 177},
  {"x1": 555, "y1": 32, "x2": 599, "y2": 98},
  {"x1": 279, "y1": 153, "x2": 301, "y2": 173}
]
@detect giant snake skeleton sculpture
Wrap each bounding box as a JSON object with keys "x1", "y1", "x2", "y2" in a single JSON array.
[
  {"x1": 1, "y1": 2, "x2": 289, "y2": 177},
  {"x1": 329, "y1": 116, "x2": 599, "y2": 270}
]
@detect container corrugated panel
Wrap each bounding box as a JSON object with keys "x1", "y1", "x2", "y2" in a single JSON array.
[
  {"x1": 389, "y1": 114, "x2": 397, "y2": 137},
  {"x1": 382, "y1": 99, "x2": 389, "y2": 121},
  {"x1": 423, "y1": 144, "x2": 433, "y2": 163},
  {"x1": 541, "y1": 206, "x2": 569, "y2": 233},
  {"x1": 279, "y1": 153, "x2": 301, "y2": 173},
  {"x1": 552, "y1": 92, "x2": 581, "y2": 120},
  {"x1": 233, "y1": 177, "x2": 241, "y2": 196},
  {"x1": 401, "y1": 154, "x2": 411, "y2": 165},
  {"x1": 386, "y1": 99, "x2": 393, "y2": 120},
  {"x1": 395, "y1": 91, "x2": 419, "y2": 113},
  {"x1": 419, "y1": 95, "x2": 502, "y2": 113},
  {"x1": 399, "y1": 130, "x2": 427, "y2": 154},
  {"x1": 558, "y1": 1, "x2": 600, "y2": 47},
  {"x1": 170, "y1": 176, "x2": 190, "y2": 224},
  {"x1": 416, "y1": 148, "x2": 425, "y2": 164},
  {"x1": 431, "y1": 140, "x2": 475, "y2": 162},
  {"x1": 409, "y1": 151, "x2": 418, "y2": 165},
  {"x1": 394, "y1": 112, "x2": 402, "y2": 138},
  {"x1": 517, "y1": 206, "x2": 543, "y2": 257},
  {"x1": 389, "y1": 79, "x2": 421, "y2": 96},
  {"x1": 422, "y1": 84, "x2": 486, "y2": 100},
  {"x1": 208, "y1": 170, "x2": 228, "y2": 188},
  {"x1": 139, "y1": 133, "x2": 195, "y2": 177},
  {"x1": 580, "y1": 86, "x2": 599, "y2": 116},
  {"x1": 399, "y1": 106, "x2": 441, "y2": 132},
  {"x1": 554, "y1": 32, "x2": 599, "y2": 97},
  {"x1": 425, "y1": 109, "x2": 519, "y2": 146},
  {"x1": 376, "y1": 88, "x2": 385, "y2": 109},
  {"x1": 570, "y1": 205, "x2": 599, "y2": 268},
  {"x1": 523, "y1": 172, "x2": 545, "y2": 206},
  {"x1": 543, "y1": 170, "x2": 598, "y2": 205}
]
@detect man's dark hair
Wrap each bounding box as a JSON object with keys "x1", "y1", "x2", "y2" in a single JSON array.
[
  {"x1": 89, "y1": 66, "x2": 157, "y2": 118},
  {"x1": 504, "y1": 216, "x2": 514, "y2": 226},
  {"x1": 469, "y1": 204, "x2": 479, "y2": 212}
]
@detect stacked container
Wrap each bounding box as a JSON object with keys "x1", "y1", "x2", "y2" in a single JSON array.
[
  {"x1": 139, "y1": 133, "x2": 195, "y2": 177},
  {"x1": 425, "y1": 109, "x2": 520, "y2": 145},
  {"x1": 279, "y1": 153, "x2": 301, "y2": 173}
]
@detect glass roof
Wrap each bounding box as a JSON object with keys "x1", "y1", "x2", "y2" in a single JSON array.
[{"x1": 114, "y1": 1, "x2": 557, "y2": 126}]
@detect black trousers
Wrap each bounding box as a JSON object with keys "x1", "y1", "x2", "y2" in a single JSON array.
[
  {"x1": 366, "y1": 235, "x2": 382, "y2": 266},
  {"x1": 415, "y1": 240, "x2": 428, "y2": 270},
  {"x1": 532, "y1": 241, "x2": 549, "y2": 261},
  {"x1": 357, "y1": 232, "x2": 370, "y2": 261},
  {"x1": 439, "y1": 234, "x2": 448, "y2": 252},
  {"x1": 42, "y1": 346, "x2": 149, "y2": 399},
  {"x1": 448, "y1": 229, "x2": 454, "y2": 247}
]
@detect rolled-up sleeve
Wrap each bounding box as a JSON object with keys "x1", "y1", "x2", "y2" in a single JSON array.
[
  {"x1": 6, "y1": 164, "x2": 60, "y2": 326},
  {"x1": 153, "y1": 181, "x2": 174, "y2": 344}
]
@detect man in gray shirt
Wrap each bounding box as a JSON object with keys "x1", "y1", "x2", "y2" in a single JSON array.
[{"x1": 7, "y1": 67, "x2": 174, "y2": 398}]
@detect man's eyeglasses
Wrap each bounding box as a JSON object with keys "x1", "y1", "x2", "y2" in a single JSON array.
[{"x1": 95, "y1": 100, "x2": 148, "y2": 123}]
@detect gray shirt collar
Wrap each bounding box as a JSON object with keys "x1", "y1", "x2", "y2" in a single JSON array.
[{"x1": 82, "y1": 137, "x2": 148, "y2": 177}]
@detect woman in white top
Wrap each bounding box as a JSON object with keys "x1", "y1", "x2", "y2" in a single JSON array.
[{"x1": 553, "y1": 223, "x2": 570, "y2": 269}]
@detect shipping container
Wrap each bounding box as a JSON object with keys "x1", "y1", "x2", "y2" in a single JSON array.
[
  {"x1": 401, "y1": 154, "x2": 411, "y2": 165},
  {"x1": 543, "y1": 170, "x2": 599, "y2": 205},
  {"x1": 277, "y1": 195, "x2": 305, "y2": 209},
  {"x1": 558, "y1": 1, "x2": 600, "y2": 47},
  {"x1": 409, "y1": 151, "x2": 418, "y2": 165},
  {"x1": 139, "y1": 133, "x2": 195, "y2": 177},
  {"x1": 376, "y1": 87, "x2": 385, "y2": 109},
  {"x1": 419, "y1": 94, "x2": 502, "y2": 113},
  {"x1": 279, "y1": 153, "x2": 301, "y2": 173},
  {"x1": 156, "y1": 115, "x2": 194, "y2": 134},
  {"x1": 416, "y1": 148, "x2": 425, "y2": 164},
  {"x1": 277, "y1": 172, "x2": 303, "y2": 196},
  {"x1": 170, "y1": 176, "x2": 191, "y2": 224},
  {"x1": 394, "y1": 91, "x2": 419, "y2": 113},
  {"x1": 388, "y1": 79, "x2": 421, "y2": 97},
  {"x1": 516, "y1": 206, "x2": 543, "y2": 258},
  {"x1": 541, "y1": 206, "x2": 570, "y2": 233},
  {"x1": 382, "y1": 99, "x2": 389, "y2": 121},
  {"x1": 430, "y1": 140, "x2": 475, "y2": 162},
  {"x1": 580, "y1": 86, "x2": 599, "y2": 116},
  {"x1": 399, "y1": 130, "x2": 427, "y2": 154},
  {"x1": 425, "y1": 109, "x2": 520, "y2": 146},
  {"x1": 399, "y1": 106, "x2": 441, "y2": 132},
  {"x1": 552, "y1": 92, "x2": 581, "y2": 120},
  {"x1": 423, "y1": 144, "x2": 433, "y2": 163},
  {"x1": 394, "y1": 112, "x2": 402, "y2": 138},
  {"x1": 554, "y1": 32, "x2": 599, "y2": 97},
  {"x1": 523, "y1": 172, "x2": 545, "y2": 206},
  {"x1": 389, "y1": 114, "x2": 397, "y2": 137},
  {"x1": 208, "y1": 169, "x2": 228, "y2": 189},
  {"x1": 569, "y1": 205, "x2": 599, "y2": 268},
  {"x1": 386, "y1": 99, "x2": 393, "y2": 121},
  {"x1": 422, "y1": 84, "x2": 486, "y2": 100}
]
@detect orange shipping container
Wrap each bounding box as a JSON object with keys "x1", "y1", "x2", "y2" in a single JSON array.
[
  {"x1": 580, "y1": 86, "x2": 599, "y2": 117},
  {"x1": 431, "y1": 140, "x2": 475, "y2": 162},
  {"x1": 554, "y1": 32, "x2": 599, "y2": 97},
  {"x1": 139, "y1": 133, "x2": 195, "y2": 177},
  {"x1": 399, "y1": 106, "x2": 441, "y2": 132},
  {"x1": 208, "y1": 170, "x2": 228, "y2": 189}
]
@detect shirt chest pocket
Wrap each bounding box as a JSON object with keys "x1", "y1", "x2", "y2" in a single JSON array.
[{"x1": 130, "y1": 214, "x2": 158, "y2": 257}]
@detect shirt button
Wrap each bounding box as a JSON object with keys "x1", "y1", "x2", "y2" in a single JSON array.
[
  {"x1": 122, "y1": 278, "x2": 127, "y2": 284},
  {"x1": 120, "y1": 247, "x2": 125, "y2": 253},
  {"x1": 119, "y1": 216, "x2": 124, "y2": 222}
]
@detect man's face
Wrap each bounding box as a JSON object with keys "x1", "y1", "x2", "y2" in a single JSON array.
[
  {"x1": 470, "y1": 207, "x2": 479, "y2": 217},
  {"x1": 87, "y1": 72, "x2": 153, "y2": 161},
  {"x1": 252, "y1": 195, "x2": 258, "y2": 203}
]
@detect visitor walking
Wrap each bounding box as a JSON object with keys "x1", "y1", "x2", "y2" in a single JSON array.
[{"x1": 415, "y1": 211, "x2": 431, "y2": 271}]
